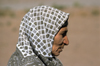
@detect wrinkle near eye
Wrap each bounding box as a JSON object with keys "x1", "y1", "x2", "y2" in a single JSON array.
[{"x1": 62, "y1": 31, "x2": 67, "y2": 37}]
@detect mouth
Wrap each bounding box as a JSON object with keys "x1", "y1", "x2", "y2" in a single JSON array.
[
  {"x1": 60, "y1": 50, "x2": 63, "y2": 52},
  {"x1": 57, "y1": 48, "x2": 63, "y2": 53}
]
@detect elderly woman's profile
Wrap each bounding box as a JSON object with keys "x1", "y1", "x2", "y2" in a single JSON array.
[{"x1": 7, "y1": 5, "x2": 69, "y2": 66}]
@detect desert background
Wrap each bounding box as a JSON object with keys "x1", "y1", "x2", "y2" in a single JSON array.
[{"x1": 0, "y1": 0, "x2": 100, "y2": 66}]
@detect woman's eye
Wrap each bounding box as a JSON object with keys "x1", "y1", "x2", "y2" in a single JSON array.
[{"x1": 62, "y1": 32, "x2": 66, "y2": 37}]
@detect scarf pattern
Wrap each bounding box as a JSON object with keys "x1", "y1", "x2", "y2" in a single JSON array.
[{"x1": 16, "y1": 5, "x2": 69, "y2": 58}]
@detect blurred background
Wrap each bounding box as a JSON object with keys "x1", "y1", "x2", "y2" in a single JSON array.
[{"x1": 0, "y1": 0, "x2": 100, "y2": 66}]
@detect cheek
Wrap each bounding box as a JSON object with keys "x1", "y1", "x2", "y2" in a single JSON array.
[
  {"x1": 52, "y1": 45, "x2": 57, "y2": 51},
  {"x1": 54, "y1": 35, "x2": 63, "y2": 44}
]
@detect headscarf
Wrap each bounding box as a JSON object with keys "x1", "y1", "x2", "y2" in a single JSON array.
[{"x1": 16, "y1": 5, "x2": 69, "y2": 58}]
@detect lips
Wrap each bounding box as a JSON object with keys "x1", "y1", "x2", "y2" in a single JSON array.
[
  {"x1": 57, "y1": 48, "x2": 63, "y2": 53},
  {"x1": 60, "y1": 50, "x2": 63, "y2": 52}
]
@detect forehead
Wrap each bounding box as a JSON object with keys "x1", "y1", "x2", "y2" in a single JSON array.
[
  {"x1": 61, "y1": 27, "x2": 67, "y2": 31},
  {"x1": 59, "y1": 27, "x2": 68, "y2": 32}
]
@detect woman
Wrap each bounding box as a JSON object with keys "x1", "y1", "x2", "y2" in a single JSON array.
[{"x1": 7, "y1": 5, "x2": 69, "y2": 66}]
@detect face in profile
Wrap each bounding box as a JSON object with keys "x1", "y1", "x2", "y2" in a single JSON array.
[{"x1": 52, "y1": 27, "x2": 69, "y2": 56}]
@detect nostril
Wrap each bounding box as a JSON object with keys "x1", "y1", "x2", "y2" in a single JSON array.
[
  {"x1": 63, "y1": 36, "x2": 69, "y2": 45},
  {"x1": 63, "y1": 40, "x2": 67, "y2": 45}
]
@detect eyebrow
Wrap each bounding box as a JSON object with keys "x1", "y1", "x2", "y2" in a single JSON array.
[{"x1": 62, "y1": 30, "x2": 68, "y2": 33}]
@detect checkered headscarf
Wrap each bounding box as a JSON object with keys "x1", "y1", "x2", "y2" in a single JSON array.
[{"x1": 16, "y1": 5, "x2": 69, "y2": 58}]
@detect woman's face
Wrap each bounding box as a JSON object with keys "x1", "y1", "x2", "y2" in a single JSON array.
[{"x1": 52, "y1": 27, "x2": 69, "y2": 56}]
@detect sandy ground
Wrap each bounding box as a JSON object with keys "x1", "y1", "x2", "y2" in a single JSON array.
[{"x1": 0, "y1": 7, "x2": 100, "y2": 66}]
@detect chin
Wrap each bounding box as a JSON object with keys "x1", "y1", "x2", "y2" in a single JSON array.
[
  {"x1": 52, "y1": 52, "x2": 60, "y2": 56},
  {"x1": 54, "y1": 53, "x2": 60, "y2": 56}
]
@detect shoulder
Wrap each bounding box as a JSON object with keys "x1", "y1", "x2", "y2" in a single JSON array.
[
  {"x1": 21, "y1": 55, "x2": 45, "y2": 66},
  {"x1": 8, "y1": 51, "x2": 45, "y2": 66},
  {"x1": 55, "y1": 57, "x2": 63, "y2": 66}
]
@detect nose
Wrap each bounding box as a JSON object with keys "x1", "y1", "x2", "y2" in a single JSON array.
[{"x1": 63, "y1": 36, "x2": 69, "y2": 45}]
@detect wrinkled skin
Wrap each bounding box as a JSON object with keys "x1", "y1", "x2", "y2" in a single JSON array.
[{"x1": 52, "y1": 27, "x2": 69, "y2": 56}]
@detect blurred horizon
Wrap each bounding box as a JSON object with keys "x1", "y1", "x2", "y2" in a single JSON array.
[{"x1": 0, "y1": 0, "x2": 100, "y2": 10}]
